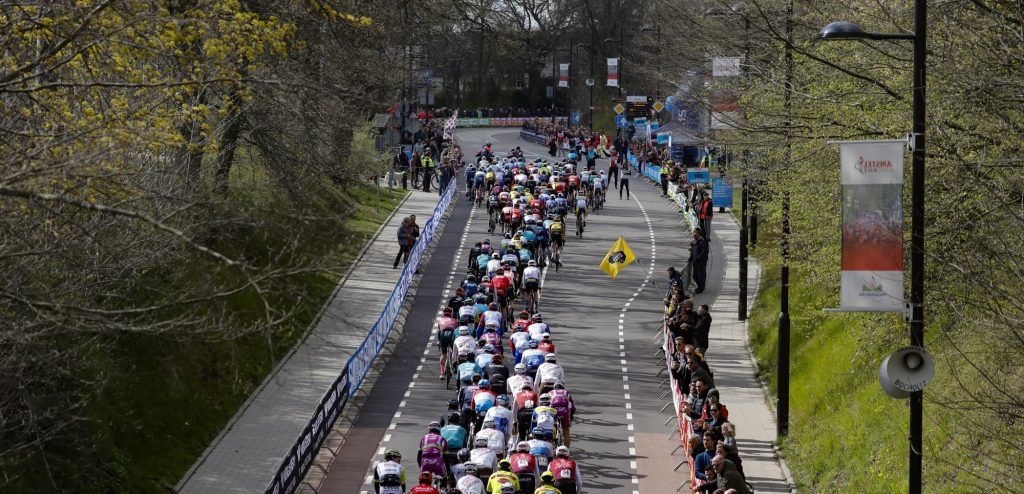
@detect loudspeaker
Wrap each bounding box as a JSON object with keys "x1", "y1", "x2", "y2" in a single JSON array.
[{"x1": 878, "y1": 346, "x2": 935, "y2": 399}]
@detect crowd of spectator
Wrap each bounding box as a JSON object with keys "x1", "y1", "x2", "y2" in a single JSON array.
[
  {"x1": 431, "y1": 106, "x2": 563, "y2": 118},
  {"x1": 661, "y1": 269, "x2": 751, "y2": 494}
]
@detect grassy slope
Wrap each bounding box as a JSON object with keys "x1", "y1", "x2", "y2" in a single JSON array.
[
  {"x1": 744, "y1": 224, "x2": 962, "y2": 493},
  {"x1": 1, "y1": 181, "x2": 406, "y2": 493}
]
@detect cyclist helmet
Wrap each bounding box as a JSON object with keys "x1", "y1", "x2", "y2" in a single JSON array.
[
  {"x1": 514, "y1": 363, "x2": 527, "y2": 374},
  {"x1": 456, "y1": 287, "x2": 465, "y2": 295},
  {"x1": 478, "y1": 379, "x2": 490, "y2": 389},
  {"x1": 532, "y1": 314, "x2": 543, "y2": 322},
  {"x1": 527, "y1": 260, "x2": 537, "y2": 266},
  {"x1": 484, "y1": 344, "x2": 496, "y2": 353},
  {"x1": 496, "y1": 395, "x2": 509, "y2": 406},
  {"x1": 485, "y1": 325, "x2": 497, "y2": 333},
  {"x1": 488, "y1": 302, "x2": 499, "y2": 310},
  {"x1": 516, "y1": 441, "x2": 530, "y2": 452},
  {"x1": 531, "y1": 427, "x2": 545, "y2": 438},
  {"x1": 541, "y1": 471, "x2": 554, "y2": 481},
  {"x1": 528, "y1": 340, "x2": 538, "y2": 349},
  {"x1": 448, "y1": 398, "x2": 459, "y2": 409},
  {"x1": 519, "y1": 310, "x2": 530, "y2": 318},
  {"x1": 384, "y1": 449, "x2": 401, "y2": 461},
  {"x1": 419, "y1": 472, "x2": 433, "y2": 484},
  {"x1": 492, "y1": 253, "x2": 501, "y2": 259},
  {"x1": 464, "y1": 463, "x2": 478, "y2": 474},
  {"x1": 458, "y1": 326, "x2": 470, "y2": 335},
  {"x1": 467, "y1": 274, "x2": 477, "y2": 283},
  {"x1": 503, "y1": 232, "x2": 512, "y2": 239},
  {"x1": 500, "y1": 482, "x2": 515, "y2": 493},
  {"x1": 443, "y1": 307, "x2": 453, "y2": 315},
  {"x1": 463, "y1": 299, "x2": 474, "y2": 306},
  {"x1": 554, "y1": 381, "x2": 565, "y2": 390},
  {"x1": 556, "y1": 446, "x2": 570, "y2": 457},
  {"x1": 538, "y1": 393, "x2": 551, "y2": 406},
  {"x1": 544, "y1": 353, "x2": 557, "y2": 362},
  {"x1": 474, "y1": 437, "x2": 488, "y2": 447},
  {"x1": 482, "y1": 418, "x2": 495, "y2": 429},
  {"x1": 428, "y1": 421, "x2": 441, "y2": 433},
  {"x1": 449, "y1": 411, "x2": 461, "y2": 424}
]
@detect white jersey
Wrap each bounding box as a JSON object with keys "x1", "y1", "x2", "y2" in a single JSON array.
[
  {"x1": 527, "y1": 323, "x2": 550, "y2": 341},
  {"x1": 456, "y1": 475, "x2": 486, "y2": 494},
  {"x1": 484, "y1": 406, "x2": 515, "y2": 439},
  {"x1": 474, "y1": 427, "x2": 506, "y2": 455},
  {"x1": 459, "y1": 305, "x2": 476, "y2": 320},
  {"x1": 534, "y1": 362, "x2": 565, "y2": 388},
  {"x1": 507, "y1": 374, "x2": 531, "y2": 396},
  {"x1": 373, "y1": 461, "x2": 405, "y2": 494},
  {"x1": 510, "y1": 332, "x2": 532, "y2": 353},
  {"x1": 469, "y1": 447, "x2": 498, "y2": 472},
  {"x1": 482, "y1": 311, "x2": 503, "y2": 328},
  {"x1": 487, "y1": 259, "x2": 501, "y2": 274},
  {"x1": 454, "y1": 335, "x2": 478, "y2": 355},
  {"x1": 523, "y1": 266, "x2": 541, "y2": 284}
]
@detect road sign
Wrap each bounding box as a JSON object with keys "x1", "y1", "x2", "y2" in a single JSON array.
[
  {"x1": 572, "y1": 112, "x2": 581, "y2": 124},
  {"x1": 615, "y1": 115, "x2": 628, "y2": 128},
  {"x1": 613, "y1": 103, "x2": 625, "y2": 115},
  {"x1": 653, "y1": 100, "x2": 665, "y2": 112}
]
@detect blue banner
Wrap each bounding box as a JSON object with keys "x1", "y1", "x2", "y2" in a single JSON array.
[
  {"x1": 687, "y1": 168, "x2": 710, "y2": 184},
  {"x1": 712, "y1": 177, "x2": 733, "y2": 208}
]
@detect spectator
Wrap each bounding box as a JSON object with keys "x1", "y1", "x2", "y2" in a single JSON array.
[
  {"x1": 711, "y1": 455, "x2": 749, "y2": 494},
  {"x1": 697, "y1": 466, "x2": 719, "y2": 493},
  {"x1": 393, "y1": 216, "x2": 414, "y2": 269},
  {"x1": 694, "y1": 304, "x2": 713, "y2": 355},
  {"x1": 699, "y1": 191, "x2": 714, "y2": 240},
  {"x1": 689, "y1": 376, "x2": 716, "y2": 420},
  {"x1": 681, "y1": 359, "x2": 714, "y2": 398},
  {"x1": 722, "y1": 423, "x2": 738, "y2": 454},
  {"x1": 694, "y1": 432, "x2": 718, "y2": 480},
  {"x1": 690, "y1": 228, "x2": 710, "y2": 293},
  {"x1": 715, "y1": 442, "x2": 745, "y2": 480}
]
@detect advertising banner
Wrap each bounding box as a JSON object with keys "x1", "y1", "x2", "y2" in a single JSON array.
[
  {"x1": 607, "y1": 58, "x2": 619, "y2": 87},
  {"x1": 839, "y1": 140, "x2": 905, "y2": 311},
  {"x1": 559, "y1": 63, "x2": 570, "y2": 87},
  {"x1": 712, "y1": 56, "x2": 742, "y2": 77},
  {"x1": 687, "y1": 168, "x2": 710, "y2": 184},
  {"x1": 712, "y1": 177, "x2": 733, "y2": 208}
]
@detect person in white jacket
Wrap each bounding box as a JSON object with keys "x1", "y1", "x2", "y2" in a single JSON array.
[{"x1": 534, "y1": 353, "x2": 564, "y2": 389}]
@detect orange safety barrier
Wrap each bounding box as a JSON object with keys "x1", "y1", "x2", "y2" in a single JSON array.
[{"x1": 662, "y1": 320, "x2": 703, "y2": 492}]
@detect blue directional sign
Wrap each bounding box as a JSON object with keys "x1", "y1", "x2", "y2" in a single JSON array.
[
  {"x1": 572, "y1": 112, "x2": 581, "y2": 124},
  {"x1": 615, "y1": 114, "x2": 629, "y2": 128},
  {"x1": 687, "y1": 168, "x2": 710, "y2": 184}
]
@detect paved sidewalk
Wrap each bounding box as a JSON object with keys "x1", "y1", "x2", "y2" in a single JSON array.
[
  {"x1": 702, "y1": 212, "x2": 792, "y2": 493},
  {"x1": 177, "y1": 190, "x2": 443, "y2": 494}
]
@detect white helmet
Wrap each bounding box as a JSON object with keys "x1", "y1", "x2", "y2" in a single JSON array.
[
  {"x1": 474, "y1": 437, "x2": 488, "y2": 447},
  {"x1": 556, "y1": 445, "x2": 570, "y2": 456},
  {"x1": 514, "y1": 363, "x2": 527, "y2": 374}
]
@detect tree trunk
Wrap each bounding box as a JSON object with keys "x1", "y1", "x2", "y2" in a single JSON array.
[{"x1": 213, "y1": 86, "x2": 245, "y2": 198}]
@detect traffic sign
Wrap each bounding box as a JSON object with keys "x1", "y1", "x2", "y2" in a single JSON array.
[
  {"x1": 572, "y1": 112, "x2": 581, "y2": 124},
  {"x1": 653, "y1": 100, "x2": 665, "y2": 112},
  {"x1": 613, "y1": 103, "x2": 625, "y2": 115},
  {"x1": 615, "y1": 115, "x2": 629, "y2": 128}
]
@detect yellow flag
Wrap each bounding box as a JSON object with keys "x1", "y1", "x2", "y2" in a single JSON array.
[{"x1": 599, "y1": 236, "x2": 637, "y2": 278}]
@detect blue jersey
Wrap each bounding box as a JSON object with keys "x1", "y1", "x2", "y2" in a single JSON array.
[
  {"x1": 458, "y1": 362, "x2": 482, "y2": 381},
  {"x1": 522, "y1": 230, "x2": 537, "y2": 243},
  {"x1": 463, "y1": 282, "x2": 478, "y2": 298},
  {"x1": 440, "y1": 424, "x2": 469, "y2": 449},
  {"x1": 518, "y1": 249, "x2": 533, "y2": 262}
]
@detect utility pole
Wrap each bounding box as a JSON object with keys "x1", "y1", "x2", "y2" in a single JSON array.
[
  {"x1": 739, "y1": 178, "x2": 748, "y2": 321},
  {"x1": 777, "y1": 0, "x2": 794, "y2": 438}
]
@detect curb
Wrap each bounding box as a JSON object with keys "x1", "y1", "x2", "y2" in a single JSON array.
[
  {"x1": 298, "y1": 190, "x2": 461, "y2": 493},
  {"x1": 176, "y1": 188, "x2": 411, "y2": 493}
]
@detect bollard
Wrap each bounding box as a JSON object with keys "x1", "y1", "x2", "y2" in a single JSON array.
[{"x1": 661, "y1": 402, "x2": 674, "y2": 413}]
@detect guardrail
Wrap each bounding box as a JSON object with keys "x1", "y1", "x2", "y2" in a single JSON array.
[
  {"x1": 661, "y1": 320, "x2": 703, "y2": 492},
  {"x1": 264, "y1": 165, "x2": 458, "y2": 494},
  {"x1": 519, "y1": 129, "x2": 548, "y2": 145},
  {"x1": 458, "y1": 116, "x2": 567, "y2": 128}
]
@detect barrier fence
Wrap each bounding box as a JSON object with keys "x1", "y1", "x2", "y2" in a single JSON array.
[
  {"x1": 264, "y1": 156, "x2": 459, "y2": 494},
  {"x1": 626, "y1": 152, "x2": 700, "y2": 231},
  {"x1": 520, "y1": 129, "x2": 547, "y2": 145},
  {"x1": 458, "y1": 116, "x2": 567, "y2": 128},
  {"x1": 662, "y1": 320, "x2": 703, "y2": 491}
]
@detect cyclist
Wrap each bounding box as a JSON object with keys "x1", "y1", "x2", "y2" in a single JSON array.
[
  {"x1": 534, "y1": 353, "x2": 564, "y2": 389},
  {"x1": 410, "y1": 472, "x2": 441, "y2": 494},
  {"x1": 522, "y1": 260, "x2": 541, "y2": 311},
  {"x1": 477, "y1": 303, "x2": 505, "y2": 338},
  {"x1": 438, "y1": 308, "x2": 459, "y2": 378},
  {"x1": 448, "y1": 288, "x2": 467, "y2": 313},
  {"x1": 475, "y1": 344, "x2": 497, "y2": 370},
  {"x1": 454, "y1": 327, "x2": 478, "y2": 360},
  {"x1": 474, "y1": 418, "x2": 506, "y2": 459},
  {"x1": 512, "y1": 310, "x2": 532, "y2": 333},
  {"x1": 547, "y1": 216, "x2": 565, "y2": 269},
  {"x1": 483, "y1": 354, "x2": 510, "y2": 394},
  {"x1": 530, "y1": 394, "x2": 559, "y2": 442},
  {"x1": 419, "y1": 422, "x2": 448, "y2": 485},
  {"x1": 548, "y1": 382, "x2": 576, "y2": 447},
  {"x1": 513, "y1": 380, "x2": 539, "y2": 437},
  {"x1": 527, "y1": 428, "x2": 555, "y2": 470},
  {"x1": 509, "y1": 441, "x2": 539, "y2": 493},
  {"x1": 521, "y1": 340, "x2": 546, "y2": 378},
  {"x1": 440, "y1": 413, "x2": 469, "y2": 465},
  {"x1": 450, "y1": 448, "x2": 472, "y2": 481},
  {"x1": 456, "y1": 463, "x2": 486, "y2": 494},
  {"x1": 537, "y1": 334, "x2": 555, "y2": 355},
  {"x1": 548, "y1": 446, "x2": 582, "y2": 494},
  {"x1": 469, "y1": 437, "x2": 498, "y2": 479},
  {"x1": 483, "y1": 395, "x2": 514, "y2": 441},
  {"x1": 459, "y1": 300, "x2": 477, "y2": 327},
  {"x1": 534, "y1": 471, "x2": 561, "y2": 494},
  {"x1": 472, "y1": 380, "x2": 498, "y2": 429},
  {"x1": 373, "y1": 449, "x2": 406, "y2": 494},
  {"x1": 574, "y1": 194, "x2": 587, "y2": 237},
  {"x1": 527, "y1": 315, "x2": 550, "y2": 342},
  {"x1": 456, "y1": 351, "x2": 482, "y2": 388},
  {"x1": 510, "y1": 328, "x2": 532, "y2": 365},
  {"x1": 486, "y1": 459, "x2": 520, "y2": 494},
  {"x1": 507, "y1": 363, "x2": 531, "y2": 396}
]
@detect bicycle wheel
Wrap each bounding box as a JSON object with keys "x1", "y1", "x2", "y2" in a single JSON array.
[{"x1": 431, "y1": 174, "x2": 441, "y2": 190}]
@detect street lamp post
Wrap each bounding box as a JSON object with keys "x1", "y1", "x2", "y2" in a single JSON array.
[
  {"x1": 640, "y1": 24, "x2": 662, "y2": 101},
  {"x1": 555, "y1": 46, "x2": 572, "y2": 124},
  {"x1": 575, "y1": 43, "x2": 594, "y2": 127},
  {"x1": 817, "y1": 2, "x2": 926, "y2": 492},
  {"x1": 604, "y1": 23, "x2": 624, "y2": 101}
]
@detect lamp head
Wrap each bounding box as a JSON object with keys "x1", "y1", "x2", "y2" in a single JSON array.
[{"x1": 817, "y1": 21, "x2": 870, "y2": 40}]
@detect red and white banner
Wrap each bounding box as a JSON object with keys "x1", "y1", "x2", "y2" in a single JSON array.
[
  {"x1": 839, "y1": 140, "x2": 905, "y2": 311},
  {"x1": 607, "y1": 58, "x2": 619, "y2": 87},
  {"x1": 558, "y1": 63, "x2": 570, "y2": 88}
]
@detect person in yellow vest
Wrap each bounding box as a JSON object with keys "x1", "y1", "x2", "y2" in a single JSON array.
[{"x1": 487, "y1": 459, "x2": 520, "y2": 493}]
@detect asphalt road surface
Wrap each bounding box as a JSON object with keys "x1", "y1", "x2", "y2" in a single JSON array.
[{"x1": 319, "y1": 127, "x2": 727, "y2": 493}]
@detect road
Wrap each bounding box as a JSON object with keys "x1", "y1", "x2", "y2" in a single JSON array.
[{"x1": 319, "y1": 127, "x2": 730, "y2": 493}]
